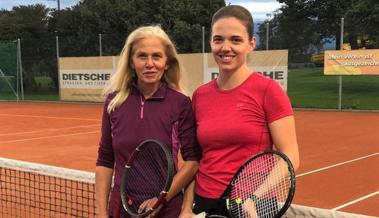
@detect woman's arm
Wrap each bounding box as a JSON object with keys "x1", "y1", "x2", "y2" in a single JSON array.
[
  {"x1": 95, "y1": 166, "x2": 114, "y2": 218},
  {"x1": 269, "y1": 116, "x2": 300, "y2": 170},
  {"x1": 179, "y1": 180, "x2": 196, "y2": 218},
  {"x1": 166, "y1": 160, "x2": 198, "y2": 201}
]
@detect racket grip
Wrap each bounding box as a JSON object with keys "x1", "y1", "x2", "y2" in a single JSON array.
[
  {"x1": 192, "y1": 212, "x2": 206, "y2": 218},
  {"x1": 113, "y1": 196, "x2": 122, "y2": 218},
  {"x1": 152, "y1": 191, "x2": 168, "y2": 209}
]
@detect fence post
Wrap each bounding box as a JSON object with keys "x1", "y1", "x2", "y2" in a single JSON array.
[
  {"x1": 17, "y1": 38, "x2": 24, "y2": 100},
  {"x1": 338, "y1": 17, "x2": 344, "y2": 110},
  {"x1": 56, "y1": 35, "x2": 61, "y2": 100},
  {"x1": 266, "y1": 22, "x2": 269, "y2": 50},
  {"x1": 99, "y1": 33, "x2": 102, "y2": 56}
]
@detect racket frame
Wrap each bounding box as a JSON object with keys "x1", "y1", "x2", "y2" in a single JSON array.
[
  {"x1": 120, "y1": 139, "x2": 174, "y2": 217},
  {"x1": 224, "y1": 150, "x2": 296, "y2": 218}
]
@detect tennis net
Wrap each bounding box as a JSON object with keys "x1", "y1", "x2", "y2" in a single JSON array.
[{"x1": 0, "y1": 157, "x2": 95, "y2": 218}]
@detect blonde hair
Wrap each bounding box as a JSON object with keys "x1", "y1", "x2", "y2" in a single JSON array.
[{"x1": 104, "y1": 25, "x2": 183, "y2": 113}]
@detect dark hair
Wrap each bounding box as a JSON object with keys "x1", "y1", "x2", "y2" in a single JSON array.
[{"x1": 211, "y1": 5, "x2": 254, "y2": 40}]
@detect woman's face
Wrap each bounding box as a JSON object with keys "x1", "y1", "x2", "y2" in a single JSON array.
[
  {"x1": 130, "y1": 36, "x2": 168, "y2": 87},
  {"x1": 211, "y1": 17, "x2": 255, "y2": 74}
]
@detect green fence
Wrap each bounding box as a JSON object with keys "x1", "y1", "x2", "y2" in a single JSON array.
[{"x1": 0, "y1": 41, "x2": 19, "y2": 100}]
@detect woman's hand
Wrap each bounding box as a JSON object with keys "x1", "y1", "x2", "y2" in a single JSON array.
[
  {"x1": 243, "y1": 198, "x2": 258, "y2": 218},
  {"x1": 138, "y1": 197, "x2": 163, "y2": 218},
  {"x1": 179, "y1": 208, "x2": 196, "y2": 218}
]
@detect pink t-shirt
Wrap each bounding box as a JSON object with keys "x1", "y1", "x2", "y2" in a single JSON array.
[{"x1": 192, "y1": 73, "x2": 293, "y2": 198}]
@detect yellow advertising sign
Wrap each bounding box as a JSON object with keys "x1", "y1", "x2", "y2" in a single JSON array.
[{"x1": 324, "y1": 49, "x2": 379, "y2": 75}]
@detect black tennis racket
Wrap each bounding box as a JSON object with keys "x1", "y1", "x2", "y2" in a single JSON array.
[
  {"x1": 119, "y1": 139, "x2": 174, "y2": 218},
  {"x1": 196, "y1": 150, "x2": 295, "y2": 218}
]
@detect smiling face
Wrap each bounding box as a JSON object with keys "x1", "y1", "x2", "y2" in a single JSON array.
[
  {"x1": 130, "y1": 36, "x2": 168, "y2": 89},
  {"x1": 211, "y1": 17, "x2": 256, "y2": 74}
]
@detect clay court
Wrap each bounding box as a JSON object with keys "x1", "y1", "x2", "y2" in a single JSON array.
[{"x1": 0, "y1": 101, "x2": 378, "y2": 217}]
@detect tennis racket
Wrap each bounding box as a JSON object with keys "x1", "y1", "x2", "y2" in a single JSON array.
[
  {"x1": 119, "y1": 139, "x2": 174, "y2": 218},
  {"x1": 195, "y1": 150, "x2": 295, "y2": 218}
]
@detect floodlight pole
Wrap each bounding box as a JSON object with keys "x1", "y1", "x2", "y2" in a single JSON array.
[
  {"x1": 99, "y1": 33, "x2": 102, "y2": 56},
  {"x1": 266, "y1": 22, "x2": 269, "y2": 50},
  {"x1": 338, "y1": 17, "x2": 344, "y2": 110},
  {"x1": 202, "y1": 26, "x2": 205, "y2": 54},
  {"x1": 202, "y1": 26, "x2": 208, "y2": 82},
  {"x1": 266, "y1": 13, "x2": 272, "y2": 50},
  {"x1": 57, "y1": 0, "x2": 60, "y2": 11}
]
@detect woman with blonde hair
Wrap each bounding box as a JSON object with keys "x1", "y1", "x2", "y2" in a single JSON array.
[{"x1": 96, "y1": 25, "x2": 201, "y2": 218}]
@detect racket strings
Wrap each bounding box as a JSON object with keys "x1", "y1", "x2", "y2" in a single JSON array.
[
  {"x1": 228, "y1": 154, "x2": 291, "y2": 218},
  {"x1": 123, "y1": 144, "x2": 169, "y2": 213}
]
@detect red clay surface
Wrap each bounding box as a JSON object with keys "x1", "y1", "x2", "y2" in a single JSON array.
[
  {"x1": 0, "y1": 102, "x2": 378, "y2": 217},
  {"x1": 0, "y1": 102, "x2": 102, "y2": 171}
]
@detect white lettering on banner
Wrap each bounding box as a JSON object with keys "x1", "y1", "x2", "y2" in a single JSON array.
[{"x1": 328, "y1": 53, "x2": 374, "y2": 60}]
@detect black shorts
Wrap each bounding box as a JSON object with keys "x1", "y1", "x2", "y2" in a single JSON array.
[
  {"x1": 193, "y1": 193, "x2": 230, "y2": 217},
  {"x1": 193, "y1": 193, "x2": 279, "y2": 218}
]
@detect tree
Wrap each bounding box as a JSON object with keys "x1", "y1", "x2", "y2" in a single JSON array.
[
  {"x1": 257, "y1": 0, "x2": 379, "y2": 63},
  {"x1": 0, "y1": 4, "x2": 55, "y2": 91},
  {"x1": 48, "y1": 0, "x2": 224, "y2": 55},
  {"x1": 344, "y1": 0, "x2": 379, "y2": 49},
  {"x1": 257, "y1": 0, "x2": 320, "y2": 62},
  {"x1": 0, "y1": 1, "x2": 226, "y2": 91}
]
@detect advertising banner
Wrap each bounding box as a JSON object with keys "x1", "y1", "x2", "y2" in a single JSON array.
[
  {"x1": 59, "y1": 50, "x2": 288, "y2": 102},
  {"x1": 59, "y1": 56, "x2": 116, "y2": 102},
  {"x1": 324, "y1": 49, "x2": 379, "y2": 75},
  {"x1": 204, "y1": 50, "x2": 288, "y2": 91}
]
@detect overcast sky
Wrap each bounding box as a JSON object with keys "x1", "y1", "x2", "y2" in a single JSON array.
[
  {"x1": 227, "y1": 0, "x2": 282, "y2": 21},
  {"x1": 0, "y1": 0, "x2": 281, "y2": 21},
  {"x1": 0, "y1": 0, "x2": 78, "y2": 10}
]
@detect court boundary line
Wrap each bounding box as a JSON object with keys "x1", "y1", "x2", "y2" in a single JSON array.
[
  {"x1": 0, "y1": 131, "x2": 99, "y2": 143},
  {"x1": 0, "y1": 113, "x2": 100, "y2": 121},
  {"x1": 332, "y1": 190, "x2": 379, "y2": 211},
  {"x1": 296, "y1": 152, "x2": 379, "y2": 178},
  {"x1": 0, "y1": 124, "x2": 100, "y2": 136}
]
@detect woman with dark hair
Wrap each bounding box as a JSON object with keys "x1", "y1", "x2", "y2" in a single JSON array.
[{"x1": 180, "y1": 5, "x2": 299, "y2": 218}]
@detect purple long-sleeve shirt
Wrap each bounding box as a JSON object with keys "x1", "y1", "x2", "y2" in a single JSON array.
[{"x1": 96, "y1": 84, "x2": 201, "y2": 217}]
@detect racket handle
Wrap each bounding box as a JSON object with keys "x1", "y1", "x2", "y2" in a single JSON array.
[
  {"x1": 113, "y1": 196, "x2": 122, "y2": 218},
  {"x1": 151, "y1": 191, "x2": 168, "y2": 209},
  {"x1": 192, "y1": 212, "x2": 206, "y2": 218}
]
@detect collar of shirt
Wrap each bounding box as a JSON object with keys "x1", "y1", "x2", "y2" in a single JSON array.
[{"x1": 131, "y1": 82, "x2": 167, "y2": 100}]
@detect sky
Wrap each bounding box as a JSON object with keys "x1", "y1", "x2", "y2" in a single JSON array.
[
  {"x1": 0, "y1": 0, "x2": 281, "y2": 21},
  {"x1": 0, "y1": 0, "x2": 80, "y2": 11},
  {"x1": 227, "y1": 0, "x2": 282, "y2": 21}
]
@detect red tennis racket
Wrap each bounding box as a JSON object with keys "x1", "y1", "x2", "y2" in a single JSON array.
[{"x1": 118, "y1": 139, "x2": 174, "y2": 218}]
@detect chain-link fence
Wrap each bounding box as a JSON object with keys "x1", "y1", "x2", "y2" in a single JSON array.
[
  {"x1": 2, "y1": 17, "x2": 379, "y2": 109},
  {"x1": 0, "y1": 41, "x2": 19, "y2": 100}
]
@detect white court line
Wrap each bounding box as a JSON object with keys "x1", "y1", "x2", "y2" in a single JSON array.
[
  {"x1": 0, "y1": 113, "x2": 100, "y2": 121},
  {"x1": 0, "y1": 131, "x2": 99, "y2": 143},
  {"x1": 0, "y1": 124, "x2": 100, "y2": 136},
  {"x1": 296, "y1": 152, "x2": 379, "y2": 178},
  {"x1": 332, "y1": 190, "x2": 379, "y2": 211}
]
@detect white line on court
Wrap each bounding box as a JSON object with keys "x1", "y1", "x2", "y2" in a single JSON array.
[
  {"x1": 0, "y1": 131, "x2": 99, "y2": 143},
  {"x1": 332, "y1": 190, "x2": 379, "y2": 211},
  {"x1": 296, "y1": 152, "x2": 379, "y2": 178},
  {"x1": 0, "y1": 124, "x2": 100, "y2": 136},
  {"x1": 0, "y1": 113, "x2": 100, "y2": 121}
]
